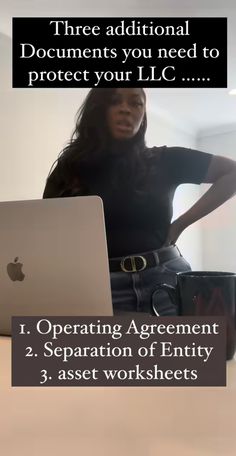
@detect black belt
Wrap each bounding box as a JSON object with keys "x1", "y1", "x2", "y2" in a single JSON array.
[{"x1": 109, "y1": 245, "x2": 181, "y2": 273}]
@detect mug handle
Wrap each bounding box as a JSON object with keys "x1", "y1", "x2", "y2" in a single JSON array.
[{"x1": 152, "y1": 283, "x2": 178, "y2": 316}]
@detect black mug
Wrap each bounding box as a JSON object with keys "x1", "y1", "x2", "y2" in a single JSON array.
[{"x1": 154, "y1": 271, "x2": 236, "y2": 360}]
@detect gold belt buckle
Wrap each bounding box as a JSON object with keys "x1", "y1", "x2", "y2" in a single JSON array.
[{"x1": 120, "y1": 255, "x2": 147, "y2": 273}]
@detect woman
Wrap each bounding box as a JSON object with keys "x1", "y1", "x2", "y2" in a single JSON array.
[{"x1": 43, "y1": 88, "x2": 236, "y2": 316}]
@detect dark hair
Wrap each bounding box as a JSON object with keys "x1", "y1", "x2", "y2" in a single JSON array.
[{"x1": 47, "y1": 88, "x2": 147, "y2": 193}]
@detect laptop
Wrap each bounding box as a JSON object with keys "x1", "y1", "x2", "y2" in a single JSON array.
[{"x1": 0, "y1": 196, "x2": 113, "y2": 335}]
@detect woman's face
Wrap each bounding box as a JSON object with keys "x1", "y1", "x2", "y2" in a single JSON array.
[{"x1": 106, "y1": 88, "x2": 146, "y2": 140}]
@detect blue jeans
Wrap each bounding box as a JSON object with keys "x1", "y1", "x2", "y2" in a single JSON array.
[{"x1": 110, "y1": 245, "x2": 191, "y2": 316}]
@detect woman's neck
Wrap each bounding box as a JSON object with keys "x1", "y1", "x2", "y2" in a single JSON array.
[{"x1": 109, "y1": 137, "x2": 145, "y2": 156}]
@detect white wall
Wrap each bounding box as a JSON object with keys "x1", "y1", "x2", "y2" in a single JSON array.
[
  {"x1": 0, "y1": 31, "x2": 203, "y2": 268},
  {"x1": 197, "y1": 128, "x2": 236, "y2": 272},
  {"x1": 0, "y1": 33, "x2": 89, "y2": 200}
]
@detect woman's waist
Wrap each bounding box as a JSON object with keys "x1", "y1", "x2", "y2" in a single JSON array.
[
  {"x1": 107, "y1": 230, "x2": 167, "y2": 258},
  {"x1": 109, "y1": 244, "x2": 182, "y2": 273}
]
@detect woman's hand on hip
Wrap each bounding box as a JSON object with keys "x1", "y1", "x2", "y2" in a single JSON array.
[{"x1": 164, "y1": 219, "x2": 185, "y2": 246}]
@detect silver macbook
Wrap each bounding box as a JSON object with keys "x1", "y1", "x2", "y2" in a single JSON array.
[{"x1": 0, "y1": 196, "x2": 113, "y2": 335}]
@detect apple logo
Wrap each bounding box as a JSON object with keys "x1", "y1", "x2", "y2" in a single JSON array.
[{"x1": 7, "y1": 257, "x2": 25, "y2": 282}]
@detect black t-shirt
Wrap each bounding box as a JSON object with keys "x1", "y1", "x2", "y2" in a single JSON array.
[{"x1": 43, "y1": 146, "x2": 212, "y2": 257}]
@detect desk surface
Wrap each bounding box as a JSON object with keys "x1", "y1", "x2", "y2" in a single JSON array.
[{"x1": 1, "y1": 336, "x2": 236, "y2": 456}]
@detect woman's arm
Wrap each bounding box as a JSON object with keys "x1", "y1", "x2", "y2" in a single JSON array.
[{"x1": 166, "y1": 155, "x2": 236, "y2": 245}]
